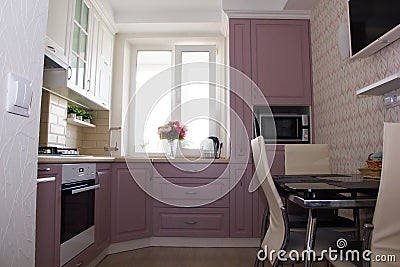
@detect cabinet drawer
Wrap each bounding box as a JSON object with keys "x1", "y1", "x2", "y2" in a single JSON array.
[
  {"x1": 152, "y1": 177, "x2": 229, "y2": 207},
  {"x1": 153, "y1": 163, "x2": 229, "y2": 179},
  {"x1": 153, "y1": 207, "x2": 229, "y2": 237}
]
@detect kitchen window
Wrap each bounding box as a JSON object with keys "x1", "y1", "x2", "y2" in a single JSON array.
[{"x1": 128, "y1": 41, "x2": 227, "y2": 155}]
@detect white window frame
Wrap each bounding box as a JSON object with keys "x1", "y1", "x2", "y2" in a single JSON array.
[
  {"x1": 173, "y1": 45, "x2": 218, "y2": 136},
  {"x1": 127, "y1": 39, "x2": 226, "y2": 157}
]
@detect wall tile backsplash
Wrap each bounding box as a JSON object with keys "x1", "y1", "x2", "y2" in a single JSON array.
[
  {"x1": 40, "y1": 91, "x2": 68, "y2": 147},
  {"x1": 40, "y1": 92, "x2": 109, "y2": 156},
  {"x1": 310, "y1": 0, "x2": 400, "y2": 174}
]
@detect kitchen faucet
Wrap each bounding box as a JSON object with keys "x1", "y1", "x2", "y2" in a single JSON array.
[{"x1": 104, "y1": 126, "x2": 121, "y2": 156}]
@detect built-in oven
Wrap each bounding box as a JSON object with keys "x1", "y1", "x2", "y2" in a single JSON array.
[
  {"x1": 60, "y1": 163, "x2": 98, "y2": 266},
  {"x1": 255, "y1": 113, "x2": 310, "y2": 144}
]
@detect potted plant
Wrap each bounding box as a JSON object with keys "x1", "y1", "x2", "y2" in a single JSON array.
[
  {"x1": 67, "y1": 105, "x2": 79, "y2": 119},
  {"x1": 83, "y1": 112, "x2": 93, "y2": 123},
  {"x1": 76, "y1": 109, "x2": 85, "y2": 121}
]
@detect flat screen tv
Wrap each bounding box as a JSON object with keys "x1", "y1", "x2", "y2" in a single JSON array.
[{"x1": 348, "y1": 0, "x2": 400, "y2": 58}]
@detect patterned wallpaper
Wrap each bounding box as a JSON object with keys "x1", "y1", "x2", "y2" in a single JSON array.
[
  {"x1": 0, "y1": 0, "x2": 48, "y2": 266},
  {"x1": 310, "y1": 0, "x2": 400, "y2": 174}
]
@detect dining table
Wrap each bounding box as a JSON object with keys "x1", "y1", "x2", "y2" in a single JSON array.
[{"x1": 273, "y1": 174, "x2": 380, "y2": 267}]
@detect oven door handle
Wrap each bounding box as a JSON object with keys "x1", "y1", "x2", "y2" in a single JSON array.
[{"x1": 71, "y1": 184, "x2": 100, "y2": 194}]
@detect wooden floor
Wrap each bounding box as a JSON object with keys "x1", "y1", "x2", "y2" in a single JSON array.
[
  {"x1": 97, "y1": 247, "x2": 258, "y2": 267},
  {"x1": 97, "y1": 247, "x2": 329, "y2": 267}
]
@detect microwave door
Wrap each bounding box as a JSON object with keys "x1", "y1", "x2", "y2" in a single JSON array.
[{"x1": 259, "y1": 114, "x2": 276, "y2": 142}]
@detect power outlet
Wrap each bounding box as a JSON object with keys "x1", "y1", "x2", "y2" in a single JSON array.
[{"x1": 384, "y1": 89, "x2": 400, "y2": 108}]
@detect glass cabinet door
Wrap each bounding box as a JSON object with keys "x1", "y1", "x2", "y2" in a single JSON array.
[{"x1": 69, "y1": 0, "x2": 90, "y2": 91}]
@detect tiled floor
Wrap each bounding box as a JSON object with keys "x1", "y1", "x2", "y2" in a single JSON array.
[{"x1": 96, "y1": 247, "x2": 329, "y2": 267}]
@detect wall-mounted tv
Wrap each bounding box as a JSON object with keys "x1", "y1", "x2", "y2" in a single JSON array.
[{"x1": 348, "y1": 0, "x2": 400, "y2": 58}]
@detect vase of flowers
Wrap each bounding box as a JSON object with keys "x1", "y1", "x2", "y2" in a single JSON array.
[{"x1": 158, "y1": 121, "x2": 187, "y2": 159}]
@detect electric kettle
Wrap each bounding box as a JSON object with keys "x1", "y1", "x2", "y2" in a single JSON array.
[{"x1": 200, "y1": 136, "x2": 222, "y2": 159}]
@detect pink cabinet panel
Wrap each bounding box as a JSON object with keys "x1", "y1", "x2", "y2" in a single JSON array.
[
  {"x1": 229, "y1": 19, "x2": 253, "y2": 164},
  {"x1": 152, "y1": 163, "x2": 229, "y2": 179},
  {"x1": 153, "y1": 207, "x2": 229, "y2": 237},
  {"x1": 94, "y1": 163, "x2": 111, "y2": 252},
  {"x1": 229, "y1": 19, "x2": 252, "y2": 78},
  {"x1": 36, "y1": 164, "x2": 62, "y2": 267},
  {"x1": 251, "y1": 19, "x2": 312, "y2": 105},
  {"x1": 152, "y1": 177, "x2": 230, "y2": 208},
  {"x1": 111, "y1": 163, "x2": 152, "y2": 242},
  {"x1": 61, "y1": 246, "x2": 96, "y2": 267},
  {"x1": 229, "y1": 164, "x2": 253, "y2": 237}
]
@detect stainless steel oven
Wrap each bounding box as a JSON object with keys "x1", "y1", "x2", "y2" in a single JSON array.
[{"x1": 60, "y1": 163, "x2": 98, "y2": 266}]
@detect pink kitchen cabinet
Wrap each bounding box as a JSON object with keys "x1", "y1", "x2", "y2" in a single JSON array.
[
  {"x1": 95, "y1": 163, "x2": 111, "y2": 252},
  {"x1": 36, "y1": 164, "x2": 62, "y2": 267},
  {"x1": 229, "y1": 164, "x2": 253, "y2": 237},
  {"x1": 229, "y1": 19, "x2": 253, "y2": 164},
  {"x1": 153, "y1": 207, "x2": 229, "y2": 237},
  {"x1": 152, "y1": 162, "x2": 230, "y2": 237},
  {"x1": 251, "y1": 19, "x2": 312, "y2": 106},
  {"x1": 110, "y1": 163, "x2": 153, "y2": 242}
]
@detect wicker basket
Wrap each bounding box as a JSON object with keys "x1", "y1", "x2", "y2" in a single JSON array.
[
  {"x1": 366, "y1": 153, "x2": 382, "y2": 169},
  {"x1": 358, "y1": 168, "x2": 382, "y2": 179}
]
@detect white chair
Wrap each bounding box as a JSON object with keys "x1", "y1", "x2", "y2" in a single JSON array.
[
  {"x1": 285, "y1": 144, "x2": 331, "y2": 175},
  {"x1": 326, "y1": 123, "x2": 400, "y2": 266},
  {"x1": 252, "y1": 136, "x2": 344, "y2": 267},
  {"x1": 369, "y1": 122, "x2": 400, "y2": 266}
]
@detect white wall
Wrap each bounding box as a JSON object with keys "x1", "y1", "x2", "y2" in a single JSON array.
[{"x1": 0, "y1": 0, "x2": 48, "y2": 266}]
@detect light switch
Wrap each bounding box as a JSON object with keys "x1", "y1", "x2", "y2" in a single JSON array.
[{"x1": 6, "y1": 72, "x2": 33, "y2": 117}]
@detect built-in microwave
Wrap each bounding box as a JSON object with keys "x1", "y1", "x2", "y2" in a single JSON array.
[{"x1": 254, "y1": 113, "x2": 310, "y2": 144}]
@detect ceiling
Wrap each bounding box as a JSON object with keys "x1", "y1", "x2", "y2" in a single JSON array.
[{"x1": 97, "y1": 0, "x2": 317, "y2": 33}]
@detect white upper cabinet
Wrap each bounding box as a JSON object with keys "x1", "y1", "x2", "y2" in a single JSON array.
[
  {"x1": 44, "y1": 0, "x2": 114, "y2": 110},
  {"x1": 68, "y1": 0, "x2": 92, "y2": 94},
  {"x1": 45, "y1": 0, "x2": 73, "y2": 68},
  {"x1": 87, "y1": 10, "x2": 101, "y2": 100},
  {"x1": 95, "y1": 23, "x2": 114, "y2": 107},
  {"x1": 87, "y1": 10, "x2": 113, "y2": 108}
]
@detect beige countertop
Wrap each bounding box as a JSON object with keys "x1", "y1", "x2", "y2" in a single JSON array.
[{"x1": 37, "y1": 155, "x2": 230, "y2": 164}]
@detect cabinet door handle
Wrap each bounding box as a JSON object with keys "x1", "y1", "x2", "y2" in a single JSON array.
[
  {"x1": 37, "y1": 177, "x2": 56, "y2": 183},
  {"x1": 75, "y1": 261, "x2": 83, "y2": 267},
  {"x1": 67, "y1": 66, "x2": 72, "y2": 80},
  {"x1": 47, "y1": 45, "x2": 56, "y2": 52},
  {"x1": 185, "y1": 191, "x2": 197, "y2": 195},
  {"x1": 38, "y1": 167, "x2": 51, "y2": 172},
  {"x1": 86, "y1": 80, "x2": 91, "y2": 91},
  {"x1": 184, "y1": 221, "x2": 198, "y2": 225},
  {"x1": 96, "y1": 171, "x2": 108, "y2": 175},
  {"x1": 104, "y1": 61, "x2": 108, "y2": 66}
]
